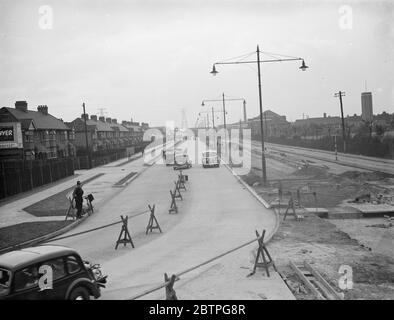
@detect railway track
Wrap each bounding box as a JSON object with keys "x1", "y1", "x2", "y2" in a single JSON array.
[
  {"x1": 250, "y1": 140, "x2": 394, "y2": 175},
  {"x1": 289, "y1": 260, "x2": 344, "y2": 300}
]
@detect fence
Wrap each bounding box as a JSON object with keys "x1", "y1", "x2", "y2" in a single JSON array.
[
  {"x1": 73, "y1": 151, "x2": 127, "y2": 170},
  {"x1": 0, "y1": 158, "x2": 74, "y2": 200},
  {"x1": 74, "y1": 143, "x2": 150, "y2": 169}
]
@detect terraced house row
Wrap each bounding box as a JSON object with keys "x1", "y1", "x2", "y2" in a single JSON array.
[{"x1": 0, "y1": 101, "x2": 149, "y2": 160}]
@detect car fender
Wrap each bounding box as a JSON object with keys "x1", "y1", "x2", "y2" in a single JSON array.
[{"x1": 65, "y1": 277, "x2": 100, "y2": 299}]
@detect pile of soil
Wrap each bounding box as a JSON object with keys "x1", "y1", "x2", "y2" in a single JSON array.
[
  {"x1": 339, "y1": 171, "x2": 394, "y2": 181},
  {"x1": 293, "y1": 165, "x2": 329, "y2": 179}
]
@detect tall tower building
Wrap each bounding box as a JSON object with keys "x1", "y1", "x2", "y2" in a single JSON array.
[{"x1": 361, "y1": 92, "x2": 373, "y2": 122}]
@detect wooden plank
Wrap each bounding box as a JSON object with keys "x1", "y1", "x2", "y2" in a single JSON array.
[
  {"x1": 304, "y1": 261, "x2": 343, "y2": 300},
  {"x1": 289, "y1": 260, "x2": 325, "y2": 300}
]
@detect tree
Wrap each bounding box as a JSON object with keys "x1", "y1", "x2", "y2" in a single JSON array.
[{"x1": 375, "y1": 124, "x2": 386, "y2": 137}]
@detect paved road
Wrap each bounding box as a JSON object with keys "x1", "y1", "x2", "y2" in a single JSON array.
[{"x1": 49, "y1": 139, "x2": 290, "y2": 299}]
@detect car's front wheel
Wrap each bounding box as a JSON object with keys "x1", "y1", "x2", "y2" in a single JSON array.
[{"x1": 69, "y1": 286, "x2": 90, "y2": 300}]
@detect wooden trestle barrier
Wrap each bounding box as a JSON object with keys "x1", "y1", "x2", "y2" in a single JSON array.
[
  {"x1": 164, "y1": 273, "x2": 178, "y2": 300},
  {"x1": 249, "y1": 229, "x2": 277, "y2": 277},
  {"x1": 146, "y1": 204, "x2": 162, "y2": 234},
  {"x1": 115, "y1": 215, "x2": 135, "y2": 249}
]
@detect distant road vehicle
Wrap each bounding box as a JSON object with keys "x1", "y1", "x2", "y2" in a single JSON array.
[
  {"x1": 0, "y1": 245, "x2": 106, "y2": 300},
  {"x1": 202, "y1": 150, "x2": 220, "y2": 168},
  {"x1": 174, "y1": 154, "x2": 192, "y2": 170},
  {"x1": 165, "y1": 148, "x2": 175, "y2": 166}
]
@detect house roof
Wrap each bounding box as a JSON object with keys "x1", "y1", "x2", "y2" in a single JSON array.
[
  {"x1": 3, "y1": 107, "x2": 70, "y2": 131},
  {"x1": 71, "y1": 118, "x2": 114, "y2": 132},
  {"x1": 110, "y1": 123, "x2": 129, "y2": 132}
]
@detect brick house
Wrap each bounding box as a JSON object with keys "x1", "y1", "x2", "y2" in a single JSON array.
[{"x1": 0, "y1": 101, "x2": 75, "y2": 160}]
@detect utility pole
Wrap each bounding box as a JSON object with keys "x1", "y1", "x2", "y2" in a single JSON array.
[
  {"x1": 257, "y1": 46, "x2": 267, "y2": 185},
  {"x1": 222, "y1": 93, "x2": 228, "y2": 155},
  {"x1": 334, "y1": 91, "x2": 346, "y2": 153},
  {"x1": 334, "y1": 135, "x2": 338, "y2": 161},
  {"x1": 82, "y1": 102, "x2": 92, "y2": 169},
  {"x1": 211, "y1": 107, "x2": 215, "y2": 128},
  {"x1": 243, "y1": 100, "x2": 247, "y2": 122}
]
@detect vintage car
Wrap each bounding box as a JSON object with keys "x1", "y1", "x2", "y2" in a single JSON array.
[
  {"x1": 173, "y1": 154, "x2": 192, "y2": 170},
  {"x1": 0, "y1": 245, "x2": 106, "y2": 300},
  {"x1": 202, "y1": 150, "x2": 220, "y2": 168}
]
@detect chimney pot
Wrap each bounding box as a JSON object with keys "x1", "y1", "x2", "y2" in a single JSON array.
[
  {"x1": 90, "y1": 115, "x2": 97, "y2": 121},
  {"x1": 112, "y1": 119, "x2": 117, "y2": 124},
  {"x1": 37, "y1": 105, "x2": 48, "y2": 115},
  {"x1": 99, "y1": 116, "x2": 105, "y2": 122},
  {"x1": 106, "y1": 117, "x2": 111, "y2": 123},
  {"x1": 15, "y1": 101, "x2": 28, "y2": 112}
]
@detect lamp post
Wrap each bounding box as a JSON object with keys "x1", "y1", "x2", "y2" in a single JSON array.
[
  {"x1": 210, "y1": 45, "x2": 308, "y2": 185},
  {"x1": 201, "y1": 95, "x2": 246, "y2": 152}
]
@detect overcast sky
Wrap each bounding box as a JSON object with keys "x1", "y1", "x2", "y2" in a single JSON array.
[{"x1": 0, "y1": 0, "x2": 393, "y2": 127}]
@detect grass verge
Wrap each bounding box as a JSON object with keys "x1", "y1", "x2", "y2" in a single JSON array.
[
  {"x1": 23, "y1": 173, "x2": 104, "y2": 217},
  {"x1": 0, "y1": 221, "x2": 72, "y2": 250}
]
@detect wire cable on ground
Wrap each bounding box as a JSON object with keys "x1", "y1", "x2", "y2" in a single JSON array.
[
  {"x1": 46, "y1": 209, "x2": 150, "y2": 243},
  {"x1": 127, "y1": 236, "x2": 260, "y2": 300}
]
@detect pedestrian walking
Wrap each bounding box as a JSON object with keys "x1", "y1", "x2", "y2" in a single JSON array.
[{"x1": 73, "y1": 181, "x2": 84, "y2": 219}]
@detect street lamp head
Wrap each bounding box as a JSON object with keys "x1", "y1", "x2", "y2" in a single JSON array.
[
  {"x1": 210, "y1": 64, "x2": 218, "y2": 76},
  {"x1": 299, "y1": 60, "x2": 309, "y2": 71}
]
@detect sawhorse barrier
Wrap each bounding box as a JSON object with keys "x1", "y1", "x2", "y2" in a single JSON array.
[
  {"x1": 178, "y1": 170, "x2": 187, "y2": 191},
  {"x1": 169, "y1": 190, "x2": 178, "y2": 214},
  {"x1": 65, "y1": 193, "x2": 94, "y2": 221},
  {"x1": 249, "y1": 229, "x2": 277, "y2": 277},
  {"x1": 127, "y1": 228, "x2": 278, "y2": 300},
  {"x1": 65, "y1": 196, "x2": 75, "y2": 221},
  {"x1": 146, "y1": 204, "x2": 162, "y2": 234},
  {"x1": 164, "y1": 273, "x2": 178, "y2": 300},
  {"x1": 173, "y1": 180, "x2": 183, "y2": 200},
  {"x1": 115, "y1": 215, "x2": 135, "y2": 249}
]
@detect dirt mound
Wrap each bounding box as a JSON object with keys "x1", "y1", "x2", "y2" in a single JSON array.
[
  {"x1": 293, "y1": 165, "x2": 329, "y2": 179},
  {"x1": 241, "y1": 172, "x2": 261, "y2": 186},
  {"x1": 339, "y1": 171, "x2": 394, "y2": 181}
]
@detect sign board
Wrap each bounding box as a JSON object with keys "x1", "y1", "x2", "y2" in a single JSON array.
[{"x1": 0, "y1": 122, "x2": 23, "y2": 149}]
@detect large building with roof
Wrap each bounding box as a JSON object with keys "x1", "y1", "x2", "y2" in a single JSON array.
[{"x1": 0, "y1": 101, "x2": 75, "y2": 160}]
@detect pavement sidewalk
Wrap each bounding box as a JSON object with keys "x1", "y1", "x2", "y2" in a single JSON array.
[{"x1": 0, "y1": 145, "x2": 171, "y2": 229}]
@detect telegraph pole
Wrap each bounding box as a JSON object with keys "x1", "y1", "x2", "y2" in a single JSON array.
[
  {"x1": 243, "y1": 99, "x2": 247, "y2": 122},
  {"x1": 334, "y1": 91, "x2": 346, "y2": 153},
  {"x1": 257, "y1": 46, "x2": 267, "y2": 185},
  {"x1": 222, "y1": 93, "x2": 228, "y2": 155},
  {"x1": 82, "y1": 103, "x2": 92, "y2": 169}
]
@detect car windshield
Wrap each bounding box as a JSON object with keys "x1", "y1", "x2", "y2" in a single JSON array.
[
  {"x1": 0, "y1": 268, "x2": 11, "y2": 288},
  {"x1": 203, "y1": 152, "x2": 217, "y2": 157}
]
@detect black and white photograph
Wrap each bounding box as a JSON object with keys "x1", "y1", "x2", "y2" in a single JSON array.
[{"x1": 0, "y1": 0, "x2": 393, "y2": 308}]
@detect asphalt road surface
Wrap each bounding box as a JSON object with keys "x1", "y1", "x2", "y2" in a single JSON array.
[{"x1": 49, "y1": 139, "x2": 284, "y2": 299}]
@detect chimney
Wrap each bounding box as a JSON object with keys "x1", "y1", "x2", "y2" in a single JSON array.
[
  {"x1": 112, "y1": 119, "x2": 117, "y2": 124},
  {"x1": 90, "y1": 115, "x2": 97, "y2": 121},
  {"x1": 323, "y1": 112, "x2": 327, "y2": 118},
  {"x1": 106, "y1": 117, "x2": 111, "y2": 123},
  {"x1": 15, "y1": 101, "x2": 28, "y2": 112},
  {"x1": 99, "y1": 116, "x2": 105, "y2": 122},
  {"x1": 37, "y1": 105, "x2": 48, "y2": 115},
  {"x1": 122, "y1": 121, "x2": 128, "y2": 125},
  {"x1": 81, "y1": 113, "x2": 89, "y2": 120}
]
